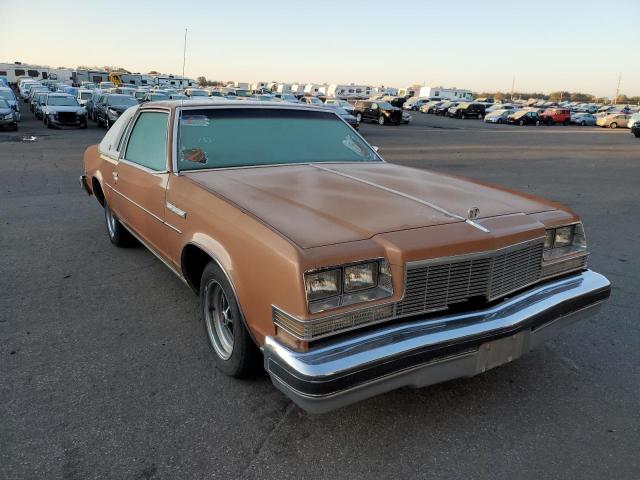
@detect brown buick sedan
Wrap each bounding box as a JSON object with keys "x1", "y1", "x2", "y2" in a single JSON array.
[{"x1": 81, "y1": 100, "x2": 610, "y2": 413}]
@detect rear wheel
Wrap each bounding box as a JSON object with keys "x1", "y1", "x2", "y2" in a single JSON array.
[
  {"x1": 519, "y1": 120, "x2": 524, "y2": 126},
  {"x1": 355, "y1": 112, "x2": 362, "y2": 123},
  {"x1": 378, "y1": 115, "x2": 385, "y2": 126},
  {"x1": 581, "y1": 121, "x2": 586, "y2": 126},
  {"x1": 200, "y1": 262, "x2": 259, "y2": 377},
  {"x1": 610, "y1": 122, "x2": 618, "y2": 129},
  {"x1": 478, "y1": 113, "x2": 484, "y2": 119}
]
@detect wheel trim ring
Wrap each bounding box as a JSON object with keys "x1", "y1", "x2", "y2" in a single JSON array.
[
  {"x1": 204, "y1": 280, "x2": 234, "y2": 360},
  {"x1": 105, "y1": 206, "x2": 116, "y2": 237}
]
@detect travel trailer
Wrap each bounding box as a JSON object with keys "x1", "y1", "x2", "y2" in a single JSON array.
[{"x1": 418, "y1": 86, "x2": 473, "y2": 101}]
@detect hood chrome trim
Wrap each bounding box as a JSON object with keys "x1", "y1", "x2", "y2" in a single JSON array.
[{"x1": 309, "y1": 164, "x2": 491, "y2": 233}]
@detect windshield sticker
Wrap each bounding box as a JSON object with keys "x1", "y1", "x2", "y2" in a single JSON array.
[
  {"x1": 181, "y1": 115, "x2": 210, "y2": 127},
  {"x1": 181, "y1": 147, "x2": 208, "y2": 164},
  {"x1": 342, "y1": 135, "x2": 366, "y2": 157}
]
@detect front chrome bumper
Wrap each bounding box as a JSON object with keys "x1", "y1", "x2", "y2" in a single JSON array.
[{"x1": 264, "y1": 270, "x2": 610, "y2": 413}]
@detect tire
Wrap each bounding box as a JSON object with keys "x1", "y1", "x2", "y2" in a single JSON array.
[
  {"x1": 497, "y1": 119, "x2": 503, "y2": 124},
  {"x1": 478, "y1": 113, "x2": 484, "y2": 119},
  {"x1": 519, "y1": 120, "x2": 524, "y2": 126},
  {"x1": 106, "y1": 118, "x2": 111, "y2": 129},
  {"x1": 378, "y1": 115, "x2": 385, "y2": 126},
  {"x1": 535, "y1": 120, "x2": 540, "y2": 126},
  {"x1": 634, "y1": 131, "x2": 640, "y2": 138},
  {"x1": 546, "y1": 118, "x2": 553, "y2": 126},
  {"x1": 460, "y1": 113, "x2": 466, "y2": 119},
  {"x1": 104, "y1": 198, "x2": 135, "y2": 247},
  {"x1": 46, "y1": 116, "x2": 54, "y2": 129},
  {"x1": 355, "y1": 112, "x2": 362, "y2": 123},
  {"x1": 200, "y1": 262, "x2": 259, "y2": 377},
  {"x1": 563, "y1": 120, "x2": 569, "y2": 126},
  {"x1": 610, "y1": 122, "x2": 617, "y2": 129},
  {"x1": 581, "y1": 121, "x2": 586, "y2": 126}
]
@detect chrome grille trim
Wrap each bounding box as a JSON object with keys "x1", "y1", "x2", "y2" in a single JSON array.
[
  {"x1": 274, "y1": 239, "x2": 550, "y2": 341},
  {"x1": 397, "y1": 239, "x2": 544, "y2": 316}
]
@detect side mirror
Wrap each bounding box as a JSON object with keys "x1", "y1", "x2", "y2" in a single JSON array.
[{"x1": 372, "y1": 146, "x2": 379, "y2": 152}]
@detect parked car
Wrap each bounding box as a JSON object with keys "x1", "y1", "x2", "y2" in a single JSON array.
[
  {"x1": 434, "y1": 101, "x2": 459, "y2": 116},
  {"x1": 28, "y1": 86, "x2": 49, "y2": 111},
  {"x1": 275, "y1": 93, "x2": 299, "y2": 103},
  {"x1": 420, "y1": 100, "x2": 444, "y2": 114},
  {"x1": 507, "y1": 110, "x2": 541, "y2": 126},
  {"x1": 87, "y1": 90, "x2": 106, "y2": 120},
  {"x1": 403, "y1": 97, "x2": 430, "y2": 111},
  {"x1": 484, "y1": 109, "x2": 512, "y2": 124},
  {"x1": 570, "y1": 113, "x2": 597, "y2": 126},
  {"x1": 0, "y1": 98, "x2": 19, "y2": 130},
  {"x1": 540, "y1": 108, "x2": 571, "y2": 125},
  {"x1": 185, "y1": 88, "x2": 209, "y2": 97},
  {"x1": 631, "y1": 122, "x2": 640, "y2": 138},
  {"x1": 33, "y1": 92, "x2": 49, "y2": 119},
  {"x1": 352, "y1": 100, "x2": 402, "y2": 125},
  {"x1": 627, "y1": 112, "x2": 640, "y2": 129},
  {"x1": 486, "y1": 103, "x2": 516, "y2": 114},
  {"x1": 41, "y1": 93, "x2": 87, "y2": 129},
  {"x1": 299, "y1": 96, "x2": 324, "y2": 105},
  {"x1": 323, "y1": 98, "x2": 354, "y2": 114},
  {"x1": 324, "y1": 105, "x2": 359, "y2": 129},
  {"x1": 77, "y1": 89, "x2": 93, "y2": 106},
  {"x1": 141, "y1": 92, "x2": 170, "y2": 103},
  {"x1": 596, "y1": 113, "x2": 631, "y2": 129},
  {"x1": 448, "y1": 102, "x2": 486, "y2": 119},
  {"x1": 0, "y1": 87, "x2": 19, "y2": 115},
  {"x1": 169, "y1": 93, "x2": 188, "y2": 100},
  {"x1": 95, "y1": 93, "x2": 139, "y2": 128},
  {"x1": 81, "y1": 100, "x2": 610, "y2": 413}
]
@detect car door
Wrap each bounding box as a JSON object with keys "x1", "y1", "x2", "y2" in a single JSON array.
[
  {"x1": 112, "y1": 109, "x2": 171, "y2": 258},
  {"x1": 367, "y1": 103, "x2": 378, "y2": 121}
]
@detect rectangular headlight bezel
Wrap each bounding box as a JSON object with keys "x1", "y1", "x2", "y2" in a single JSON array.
[
  {"x1": 541, "y1": 222, "x2": 588, "y2": 278},
  {"x1": 304, "y1": 259, "x2": 393, "y2": 314}
]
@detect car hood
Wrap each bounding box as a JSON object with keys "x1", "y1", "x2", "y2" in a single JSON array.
[
  {"x1": 107, "y1": 104, "x2": 131, "y2": 113},
  {"x1": 47, "y1": 106, "x2": 84, "y2": 113},
  {"x1": 185, "y1": 162, "x2": 562, "y2": 249},
  {"x1": 0, "y1": 107, "x2": 13, "y2": 115}
]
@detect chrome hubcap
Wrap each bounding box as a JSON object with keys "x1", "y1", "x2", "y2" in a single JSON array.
[
  {"x1": 204, "y1": 280, "x2": 234, "y2": 360},
  {"x1": 105, "y1": 206, "x2": 116, "y2": 237}
]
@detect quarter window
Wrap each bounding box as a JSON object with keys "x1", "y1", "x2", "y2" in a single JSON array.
[{"x1": 125, "y1": 112, "x2": 168, "y2": 171}]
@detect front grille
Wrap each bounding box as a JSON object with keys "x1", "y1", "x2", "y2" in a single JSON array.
[
  {"x1": 397, "y1": 241, "x2": 544, "y2": 316},
  {"x1": 57, "y1": 112, "x2": 77, "y2": 123}
]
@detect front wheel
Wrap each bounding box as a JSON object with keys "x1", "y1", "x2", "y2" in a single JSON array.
[
  {"x1": 378, "y1": 115, "x2": 385, "y2": 126},
  {"x1": 478, "y1": 113, "x2": 484, "y2": 119},
  {"x1": 519, "y1": 120, "x2": 524, "y2": 126},
  {"x1": 200, "y1": 262, "x2": 259, "y2": 377},
  {"x1": 355, "y1": 113, "x2": 362, "y2": 123},
  {"x1": 104, "y1": 199, "x2": 135, "y2": 247},
  {"x1": 610, "y1": 122, "x2": 617, "y2": 129},
  {"x1": 581, "y1": 121, "x2": 586, "y2": 126}
]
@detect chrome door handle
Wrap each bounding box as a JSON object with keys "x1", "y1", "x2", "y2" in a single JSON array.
[{"x1": 112, "y1": 171, "x2": 118, "y2": 179}]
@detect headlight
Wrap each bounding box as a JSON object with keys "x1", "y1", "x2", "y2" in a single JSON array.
[
  {"x1": 107, "y1": 108, "x2": 118, "y2": 117},
  {"x1": 3, "y1": 114, "x2": 13, "y2": 120},
  {"x1": 541, "y1": 222, "x2": 588, "y2": 279},
  {"x1": 304, "y1": 259, "x2": 393, "y2": 313}
]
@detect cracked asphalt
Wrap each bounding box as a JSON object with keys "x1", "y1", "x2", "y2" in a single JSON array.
[{"x1": 1, "y1": 104, "x2": 639, "y2": 480}]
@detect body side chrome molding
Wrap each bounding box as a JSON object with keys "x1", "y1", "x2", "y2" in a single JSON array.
[
  {"x1": 166, "y1": 201, "x2": 187, "y2": 218},
  {"x1": 105, "y1": 183, "x2": 182, "y2": 234},
  {"x1": 309, "y1": 164, "x2": 491, "y2": 233}
]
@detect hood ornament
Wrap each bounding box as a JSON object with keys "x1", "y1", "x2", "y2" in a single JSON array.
[{"x1": 467, "y1": 207, "x2": 480, "y2": 220}]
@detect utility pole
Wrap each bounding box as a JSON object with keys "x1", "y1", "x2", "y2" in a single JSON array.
[{"x1": 614, "y1": 74, "x2": 621, "y2": 104}]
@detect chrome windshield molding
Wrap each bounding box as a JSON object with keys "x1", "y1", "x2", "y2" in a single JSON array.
[
  {"x1": 172, "y1": 103, "x2": 384, "y2": 175},
  {"x1": 264, "y1": 269, "x2": 611, "y2": 413}
]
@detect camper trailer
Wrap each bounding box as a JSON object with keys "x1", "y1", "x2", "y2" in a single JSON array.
[
  {"x1": 73, "y1": 69, "x2": 109, "y2": 86},
  {"x1": 0, "y1": 63, "x2": 49, "y2": 84},
  {"x1": 418, "y1": 86, "x2": 473, "y2": 101},
  {"x1": 326, "y1": 84, "x2": 373, "y2": 100},
  {"x1": 152, "y1": 75, "x2": 196, "y2": 88}
]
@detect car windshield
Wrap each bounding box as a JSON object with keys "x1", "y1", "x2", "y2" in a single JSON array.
[
  {"x1": 108, "y1": 95, "x2": 138, "y2": 106},
  {"x1": 190, "y1": 90, "x2": 208, "y2": 96},
  {"x1": 377, "y1": 102, "x2": 394, "y2": 109},
  {"x1": 80, "y1": 92, "x2": 92, "y2": 99},
  {"x1": 177, "y1": 108, "x2": 380, "y2": 171},
  {"x1": 48, "y1": 96, "x2": 79, "y2": 106}
]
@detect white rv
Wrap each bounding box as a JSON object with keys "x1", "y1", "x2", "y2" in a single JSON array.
[
  {"x1": 303, "y1": 83, "x2": 326, "y2": 95},
  {"x1": 291, "y1": 83, "x2": 305, "y2": 94},
  {"x1": 73, "y1": 69, "x2": 109, "y2": 86},
  {"x1": 276, "y1": 83, "x2": 292, "y2": 93},
  {"x1": 0, "y1": 63, "x2": 49, "y2": 84},
  {"x1": 152, "y1": 75, "x2": 196, "y2": 88},
  {"x1": 326, "y1": 84, "x2": 373, "y2": 100},
  {"x1": 418, "y1": 86, "x2": 473, "y2": 101}
]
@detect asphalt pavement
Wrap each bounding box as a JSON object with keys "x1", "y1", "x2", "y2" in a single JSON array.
[{"x1": 1, "y1": 104, "x2": 639, "y2": 480}]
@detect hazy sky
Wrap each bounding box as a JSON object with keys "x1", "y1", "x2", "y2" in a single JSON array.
[{"x1": 1, "y1": 0, "x2": 638, "y2": 97}]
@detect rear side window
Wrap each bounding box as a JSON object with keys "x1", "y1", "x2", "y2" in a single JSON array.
[{"x1": 125, "y1": 112, "x2": 169, "y2": 171}]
